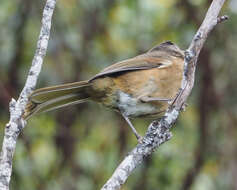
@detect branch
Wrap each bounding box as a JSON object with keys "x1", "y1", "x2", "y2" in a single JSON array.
[
  {"x1": 0, "y1": 1, "x2": 56, "y2": 189},
  {"x1": 101, "y1": 0, "x2": 228, "y2": 189},
  {"x1": 181, "y1": 48, "x2": 211, "y2": 190}
]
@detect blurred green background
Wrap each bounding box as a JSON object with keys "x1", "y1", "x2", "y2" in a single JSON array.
[{"x1": 0, "y1": 0, "x2": 237, "y2": 189}]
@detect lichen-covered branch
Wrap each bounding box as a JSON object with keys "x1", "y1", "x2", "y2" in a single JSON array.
[
  {"x1": 0, "y1": 1, "x2": 56, "y2": 189},
  {"x1": 101, "y1": 0, "x2": 228, "y2": 189}
]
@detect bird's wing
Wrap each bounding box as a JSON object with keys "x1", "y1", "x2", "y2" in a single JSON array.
[{"x1": 89, "y1": 53, "x2": 173, "y2": 81}]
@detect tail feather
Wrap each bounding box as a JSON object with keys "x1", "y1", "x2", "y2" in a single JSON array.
[{"x1": 24, "y1": 80, "x2": 91, "y2": 120}]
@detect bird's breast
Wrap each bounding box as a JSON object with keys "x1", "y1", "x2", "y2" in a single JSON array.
[{"x1": 116, "y1": 91, "x2": 161, "y2": 118}]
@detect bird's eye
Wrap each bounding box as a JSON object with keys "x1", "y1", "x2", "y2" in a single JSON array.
[
  {"x1": 157, "y1": 63, "x2": 163, "y2": 67},
  {"x1": 163, "y1": 41, "x2": 174, "y2": 45}
]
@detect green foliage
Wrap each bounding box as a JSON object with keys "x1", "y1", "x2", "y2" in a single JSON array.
[{"x1": 0, "y1": 0, "x2": 237, "y2": 189}]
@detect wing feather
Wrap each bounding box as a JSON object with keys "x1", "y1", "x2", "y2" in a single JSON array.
[
  {"x1": 89, "y1": 41, "x2": 184, "y2": 81},
  {"x1": 90, "y1": 54, "x2": 172, "y2": 81}
]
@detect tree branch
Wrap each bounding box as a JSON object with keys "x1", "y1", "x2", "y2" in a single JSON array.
[
  {"x1": 101, "y1": 0, "x2": 228, "y2": 189},
  {"x1": 0, "y1": 1, "x2": 56, "y2": 189}
]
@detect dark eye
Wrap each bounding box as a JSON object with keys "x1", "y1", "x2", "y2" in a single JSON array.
[
  {"x1": 157, "y1": 63, "x2": 163, "y2": 67},
  {"x1": 163, "y1": 41, "x2": 174, "y2": 45}
]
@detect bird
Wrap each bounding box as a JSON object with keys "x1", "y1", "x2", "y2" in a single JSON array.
[{"x1": 23, "y1": 41, "x2": 184, "y2": 141}]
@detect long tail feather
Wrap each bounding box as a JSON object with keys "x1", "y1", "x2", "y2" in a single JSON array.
[{"x1": 24, "y1": 80, "x2": 91, "y2": 120}]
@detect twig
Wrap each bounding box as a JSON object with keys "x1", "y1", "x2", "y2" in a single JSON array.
[
  {"x1": 0, "y1": 1, "x2": 56, "y2": 190},
  {"x1": 101, "y1": 0, "x2": 228, "y2": 189}
]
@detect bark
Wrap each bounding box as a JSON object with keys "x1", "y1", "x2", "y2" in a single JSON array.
[
  {"x1": 0, "y1": 1, "x2": 56, "y2": 189},
  {"x1": 0, "y1": 1, "x2": 228, "y2": 190},
  {"x1": 181, "y1": 48, "x2": 213, "y2": 190},
  {"x1": 101, "y1": 1, "x2": 228, "y2": 189},
  {"x1": 178, "y1": 1, "x2": 220, "y2": 188}
]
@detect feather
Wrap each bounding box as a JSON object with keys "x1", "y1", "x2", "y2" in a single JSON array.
[{"x1": 90, "y1": 41, "x2": 183, "y2": 81}]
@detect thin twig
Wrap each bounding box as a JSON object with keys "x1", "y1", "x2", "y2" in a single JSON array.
[
  {"x1": 101, "y1": 0, "x2": 228, "y2": 189},
  {"x1": 0, "y1": 1, "x2": 56, "y2": 190}
]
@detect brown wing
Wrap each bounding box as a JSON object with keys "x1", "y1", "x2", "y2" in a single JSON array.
[
  {"x1": 89, "y1": 53, "x2": 172, "y2": 81},
  {"x1": 89, "y1": 41, "x2": 184, "y2": 81}
]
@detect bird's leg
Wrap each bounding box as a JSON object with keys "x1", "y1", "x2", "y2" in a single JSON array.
[
  {"x1": 139, "y1": 96, "x2": 172, "y2": 103},
  {"x1": 121, "y1": 113, "x2": 143, "y2": 143}
]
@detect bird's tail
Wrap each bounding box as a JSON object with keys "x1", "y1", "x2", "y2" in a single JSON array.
[{"x1": 23, "y1": 80, "x2": 91, "y2": 120}]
